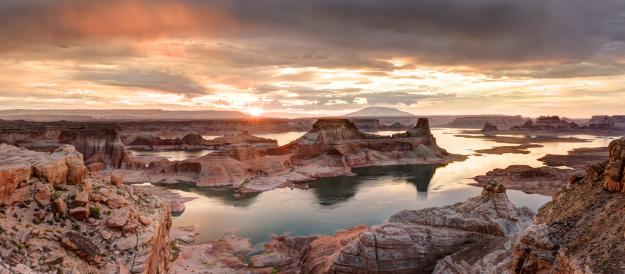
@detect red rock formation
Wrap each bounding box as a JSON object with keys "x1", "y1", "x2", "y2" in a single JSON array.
[
  {"x1": 481, "y1": 122, "x2": 499, "y2": 131},
  {"x1": 256, "y1": 180, "x2": 533, "y2": 273},
  {"x1": 603, "y1": 137, "x2": 625, "y2": 192},
  {"x1": 520, "y1": 116, "x2": 578, "y2": 130},
  {"x1": 126, "y1": 131, "x2": 277, "y2": 151},
  {"x1": 512, "y1": 137, "x2": 625, "y2": 273},
  {"x1": 0, "y1": 144, "x2": 173, "y2": 273},
  {"x1": 446, "y1": 115, "x2": 528, "y2": 129},
  {"x1": 121, "y1": 118, "x2": 462, "y2": 191},
  {"x1": 59, "y1": 128, "x2": 141, "y2": 169},
  {"x1": 0, "y1": 144, "x2": 87, "y2": 202}
]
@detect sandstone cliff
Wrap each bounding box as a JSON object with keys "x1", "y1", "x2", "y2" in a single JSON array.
[
  {"x1": 250, "y1": 180, "x2": 533, "y2": 273},
  {"x1": 446, "y1": 115, "x2": 527, "y2": 129},
  {"x1": 0, "y1": 121, "x2": 140, "y2": 172},
  {"x1": 126, "y1": 131, "x2": 278, "y2": 151},
  {"x1": 511, "y1": 116, "x2": 578, "y2": 131},
  {"x1": 0, "y1": 144, "x2": 172, "y2": 273},
  {"x1": 58, "y1": 127, "x2": 141, "y2": 171},
  {"x1": 121, "y1": 118, "x2": 463, "y2": 192},
  {"x1": 512, "y1": 137, "x2": 625, "y2": 273}
]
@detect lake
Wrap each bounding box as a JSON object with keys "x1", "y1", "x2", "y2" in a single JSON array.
[{"x1": 145, "y1": 129, "x2": 617, "y2": 247}]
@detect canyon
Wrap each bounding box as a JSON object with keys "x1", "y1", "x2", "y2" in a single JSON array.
[
  {"x1": 119, "y1": 118, "x2": 464, "y2": 191},
  {"x1": 166, "y1": 137, "x2": 625, "y2": 273},
  {"x1": 1, "y1": 112, "x2": 624, "y2": 273}
]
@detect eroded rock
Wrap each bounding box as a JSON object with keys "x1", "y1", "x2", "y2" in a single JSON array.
[
  {"x1": 73, "y1": 191, "x2": 89, "y2": 207},
  {"x1": 69, "y1": 207, "x2": 90, "y2": 220},
  {"x1": 51, "y1": 198, "x2": 67, "y2": 214},
  {"x1": 61, "y1": 232, "x2": 101, "y2": 265}
]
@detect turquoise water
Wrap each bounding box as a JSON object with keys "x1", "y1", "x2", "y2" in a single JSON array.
[{"x1": 150, "y1": 129, "x2": 617, "y2": 244}]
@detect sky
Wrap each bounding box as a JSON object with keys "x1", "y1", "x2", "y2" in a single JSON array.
[{"x1": 0, "y1": 0, "x2": 624, "y2": 118}]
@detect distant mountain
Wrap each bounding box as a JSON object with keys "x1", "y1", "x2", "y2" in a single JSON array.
[
  {"x1": 343, "y1": 107, "x2": 415, "y2": 117},
  {"x1": 0, "y1": 109, "x2": 250, "y2": 121}
]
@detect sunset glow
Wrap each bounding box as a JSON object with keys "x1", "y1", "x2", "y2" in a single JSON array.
[
  {"x1": 249, "y1": 107, "x2": 263, "y2": 117},
  {"x1": 0, "y1": 0, "x2": 623, "y2": 118}
]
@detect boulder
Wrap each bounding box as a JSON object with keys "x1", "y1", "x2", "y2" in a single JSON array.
[
  {"x1": 2, "y1": 187, "x2": 30, "y2": 206},
  {"x1": 81, "y1": 178, "x2": 92, "y2": 192},
  {"x1": 61, "y1": 232, "x2": 101, "y2": 265},
  {"x1": 51, "y1": 198, "x2": 67, "y2": 214},
  {"x1": 106, "y1": 208, "x2": 131, "y2": 228},
  {"x1": 73, "y1": 191, "x2": 89, "y2": 207},
  {"x1": 101, "y1": 231, "x2": 112, "y2": 241},
  {"x1": 0, "y1": 145, "x2": 32, "y2": 201},
  {"x1": 139, "y1": 215, "x2": 152, "y2": 226},
  {"x1": 110, "y1": 172, "x2": 123, "y2": 186},
  {"x1": 169, "y1": 201, "x2": 186, "y2": 213},
  {"x1": 91, "y1": 194, "x2": 104, "y2": 202},
  {"x1": 69, "y1": 207, "x2": 90, "y2": 220},
  {"x1": 34, "y1": 183, "x2": 52, "y2": 205},
  {"x1": 87, "y1": 162, "x2": 104, "y2": 173},
  {"x1": 107, "y1": 194, "x2": 130, "y2": 209}
]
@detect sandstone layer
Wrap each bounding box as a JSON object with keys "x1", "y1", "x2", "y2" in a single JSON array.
[
  {"x1": 120, "y1": 118, "x2": 464, "y2": 192},
  {"x1": 244, "y1": 180, "x2": 533, "y2": 273},
  {"x1": 446, "y1": 115, "x2": 528, "y2": 129},
  {"x1": 512, "y1": 137, "x2": 625, "y2": 273},
  {"x1": 126, "y1": 131, "x2": 277, "y2": 151},
  {"x1": 472, "y1": 146, "x2": 610, "y2": 197},
  {"x1": 0, "y1": 144, "x2": 172, "y2": 273}
]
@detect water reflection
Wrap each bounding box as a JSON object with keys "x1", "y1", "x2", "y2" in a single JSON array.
[
  {"x1": 309, "y1": 164, "x2": 441, "y2": 206},
  {"x1": 155, "y1": 183, "x2": 261, "y2": 208},
  {"x1": 159, "y1": 129, "x2": 617, "y2": 244}
]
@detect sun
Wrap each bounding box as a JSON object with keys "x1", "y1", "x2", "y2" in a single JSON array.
[{"x1": 249, "y1": 107, "x2": 263, "y2": 116}]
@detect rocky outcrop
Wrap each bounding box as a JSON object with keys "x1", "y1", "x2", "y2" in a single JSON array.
[
  {"x1": 512, "y1": 137, "x2": 625, "y2": 273},
  {"x1": 349, "y1": 118, "x2": 412, "y2": 131},
  {"x1": 512, "y1": 116, "x2": 578, "y2": 130},
  {"x1": 0, "y1": 144, "x2": 86, "y2": 201},
  {"x1": 446, "y1": 115, "x2": 527, "y2": 129},
  {"x1": 481, "y1": 122, "x2": 499, "y2": 131},
  {"x1": 120, "y1": 118, "x2": 463, "y2": 192},
  {"x1": 0, "y1": 144, "x2": 172, "y2": 273},
  {"x1": 472, "y1": 165, "x2": 573, "y2": 196},
  {"x1": 603, "y1": 137, "x2": 625, "y2": 192},
  {"x1": 58, "y1": 127, "x2": 141, "y2": 170},
  {"x1": 252, "y1": 180, "x2": 532, "y2": 273},
  {"x1": 127, "y1": 131, "x2": 278, "y2": 151},
  {"x1": 287, "y1": 118, "x2": 456, "y2": 173},
  {"x1": 587, "y1": 115, "x2": 625, "y2": 128}
]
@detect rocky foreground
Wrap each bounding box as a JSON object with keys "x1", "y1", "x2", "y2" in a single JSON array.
[{"x1": 0, "y1": 144, "x2": 172, "y2": 273}]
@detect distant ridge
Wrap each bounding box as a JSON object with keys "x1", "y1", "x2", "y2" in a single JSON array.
[
  {"x1": 343, "y1": 107, "x2": 415, "y2": 117},
  {"x1": 0, "y1": 109, "x2": 250, "y2": 121}
]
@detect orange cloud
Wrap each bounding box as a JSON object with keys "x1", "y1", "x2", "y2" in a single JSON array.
[{"x1": 10, "y1": 1, "x2": 238, "y2": 42}]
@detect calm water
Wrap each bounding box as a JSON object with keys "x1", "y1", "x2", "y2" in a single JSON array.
[
  {"x1": 149, "y1": 129, "x2": 617, "y2": 245},
  {"x1": 127, "y1": 149, "x2": 214, "y2": 161}
]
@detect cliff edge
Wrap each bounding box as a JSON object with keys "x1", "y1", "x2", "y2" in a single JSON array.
[
  {"x1": 0, "y1": 144, "x2": 171, "y2": 273},
  {"x1": 513, "y1": 137, "x2": 625, "y2": 273}
]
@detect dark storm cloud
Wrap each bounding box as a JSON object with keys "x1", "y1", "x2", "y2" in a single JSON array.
[
  {"x1": 475, "y1": 62, "x2": 625, "y2": 79},
  {"x1": 218, "y1": 0, "x2": 625, "y2": 66},
  {"x1": 78, "y1": 70, "x2": 209, "y2": 96},
  {"x1": 1, "y1": 0, "x2": 623, "y2": 67}
]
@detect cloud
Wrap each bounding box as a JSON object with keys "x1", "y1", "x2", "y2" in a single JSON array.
[
  {"x1": 2, "y1": 0, "x2": 622, "y2": 68},
  {"x1": 77, "y1": 70, "x2": 209, "y2": 96},
  {"x1": 1, "y1": 0, "x2": 625, "y2": 115}
]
